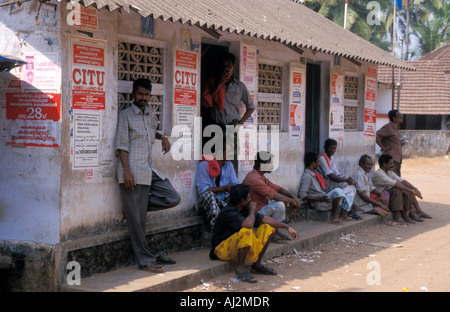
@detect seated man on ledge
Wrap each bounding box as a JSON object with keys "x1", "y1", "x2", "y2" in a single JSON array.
[
  {"x1": 210, "y1": 184, "x2": 298, "y2": 283},
  {"x1": 317, "y1": 139, "x2": 361, "y2": 220},
  {"x1": 299, "y1": 152, "x2": 347, "y2": 224},
  {"x1": 372, "y1": 154, "x2": 431, "y2": 224},
  {"x1": 351, "y1": 154, "x2": 390, "y2": 217},
  {"x1": 243, "y1": 151, "x2": 301, "y2": 241},
  {"x1": 195, "y1": 145, "x2": 239, "y2": 231}
]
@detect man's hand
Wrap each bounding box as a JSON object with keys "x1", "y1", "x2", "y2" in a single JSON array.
[
  {"x1": 290, "y1": 197, "x2": 301, "y2": 210},
  {"x1": 288, "y1": 227, "x2": 299, "y2": 241},
  {"x1": 412, "y1": 188, "x2": 423, "y2": 199},
  {"x1": 123, "y1": 168, "x2": 135, "y2": 190},
  {"x1": 346, "y1": 176, "x2": 355, "y2": 186},
  {"x1": 161, "y1": 136, "x2": 170, "y2": 154}
]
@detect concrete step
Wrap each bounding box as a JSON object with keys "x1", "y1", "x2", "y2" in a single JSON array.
[{"x1": 60, "y1": 214, "x2": 383, "y2": 292}]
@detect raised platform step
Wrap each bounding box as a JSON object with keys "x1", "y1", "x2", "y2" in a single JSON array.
[{"x1": 61, "y1": 214, "x2": 384, "y2": 292}]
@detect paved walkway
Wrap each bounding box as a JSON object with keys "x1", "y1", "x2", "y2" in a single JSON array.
[{"x1": 61, "y1": 214, "x2": 383, "y2": 292}]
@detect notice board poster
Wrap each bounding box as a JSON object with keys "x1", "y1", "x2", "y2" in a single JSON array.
[
  {"x1": 73, "y1": 113, "x2": 100, "y2": 168},
  {"x1": 364, "y1": 67, "x2": 377, "y2": 144},
  {"x1": 5, "y1": 92, "x2": 61, "y2": 147},
  {"x1": 289, "y1": 69, "x2": 305, "y2": 139},
  {"x1": 174, "y1": 50, "x2": 198, "y2": 127},
  {"x1": 22, "y1": 53, "x2": 60, "y2": 92},
  {"x1": 329, "y1": 74, "x2": 344, "y2": 142},
  {"x1": 70, "y1": 36, "x2": 106, "y2": 110}
]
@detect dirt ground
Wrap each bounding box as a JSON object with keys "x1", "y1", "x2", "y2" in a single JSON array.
[{"x1": 185, "y1": 157, "x2": 450, "y2": 292}]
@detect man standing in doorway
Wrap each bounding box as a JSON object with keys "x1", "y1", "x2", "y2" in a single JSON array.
[
  {"x1": 116, "y1": 78, "x2": 180, "y2": 273},
  {"x1": 201, "y1": 52, "x2": 255, "y2": 160},
  {"x1": 376, "y1": 110, "x2": 403, "y2": 176}
]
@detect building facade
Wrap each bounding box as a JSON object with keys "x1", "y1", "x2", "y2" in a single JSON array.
[{"x1": 0, "y1": 0, "x2": 411, "y2": 290}]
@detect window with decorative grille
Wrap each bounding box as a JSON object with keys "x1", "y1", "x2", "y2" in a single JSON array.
[
  {"x1": 257, "y1": 63, "x2": 283, "y2": 128},
  {"x1": 343, "y1": 75, "x2": 360, "y2": 130},
  {"x1": 117, "y1": 40, "x2": 164, "y2": 130}
]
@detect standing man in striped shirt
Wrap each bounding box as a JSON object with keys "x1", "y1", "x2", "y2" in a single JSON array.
[{"x1": 116, "y1": 78, "x2": 180, "y2": 273}]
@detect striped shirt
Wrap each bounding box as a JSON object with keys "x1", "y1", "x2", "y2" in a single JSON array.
[{"x1": 115, "y1": 104, "x2": 158, "y2": 185}]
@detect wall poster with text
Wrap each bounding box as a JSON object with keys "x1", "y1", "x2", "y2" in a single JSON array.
[{"x1": 364, "y1": 66, "x2": 377, "y2": 144}]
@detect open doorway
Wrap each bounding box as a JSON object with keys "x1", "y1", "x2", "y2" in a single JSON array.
[
  {"x1": 305, "y1": 63, "x2": 321, "y2": 153},
  {"x1": 200, "y1": 43, "x2": 230, "y2": 129}
]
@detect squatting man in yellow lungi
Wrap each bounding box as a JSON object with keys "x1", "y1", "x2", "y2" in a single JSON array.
[{"x1": 209, "y1": 184, "x2": 299, "y2": 283}]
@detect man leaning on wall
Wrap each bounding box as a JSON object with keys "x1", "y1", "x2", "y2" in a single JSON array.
[{"x1": 115, "y1": 78, "x2": 180, "y2": 273}]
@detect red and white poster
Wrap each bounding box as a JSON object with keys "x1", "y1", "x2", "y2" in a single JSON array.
[
  {"x1": 70, "y1": 36, "x2": 106, "y2": 110},
  {"x1": 22, "y1": 53, "x2": 59, "y2": 92},
  {"x1": 364, "y1": 66, "x2": 377, "y2": 144},
  {"x1": 5, "y1": 92, "x2": 61, "y2": 147},
  {"x1": 174, "y1": 50, "x2": 198, "y2": 127},
  {"x1": 67, "y1": 3, "x2": 99, "y2": 32},
  {"x1": 174, "y1": 50, "x2": 198, "y2": 106},
  {"x1": 289, "y1": 68, "x2": 305, "y2": 139},
  {"x1": 329, "y1": 73, "x2": 344, "y2": 142}
]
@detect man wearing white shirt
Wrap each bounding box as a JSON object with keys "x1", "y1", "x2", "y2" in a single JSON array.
[
  {"x1": 317, "y1": 139, "x2": 360, "y2": 220},
  {"x1": 372, "y1": 154, "x2": 431, "y2": 224},
  {"x1": 351, "y1": 155, "x2": 390, "y2": 217}
]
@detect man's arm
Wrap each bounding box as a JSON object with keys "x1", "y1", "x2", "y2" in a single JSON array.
[
  {"x1": 261, "y1": 216, "x2": 298, "y2": 240},
  {"x1": 400, "y1": 180, "x2": 423, "y2": 199},
  {"x1": 155, "y1": 132, "x2": 170, "y2": 154},
  {"x1": 241, "y1": 202, "x2": 257, "y2": 229},
  {"x1": 119, "y1": 150, "x2": 135, "y2": 190},
  {"x1": 277, "y1": 188, "x2": 301, "y2": 209},
  {"x1": 238, "y1": 108, "x2": 255, "y2": 126}
]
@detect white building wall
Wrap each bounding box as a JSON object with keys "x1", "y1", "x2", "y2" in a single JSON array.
[
  {"x1": 0, "y1": 1, "x2": 62, "y2": 244},
  {"x1": 1, "y1": 2, "x2": 380, "y2": 246}
]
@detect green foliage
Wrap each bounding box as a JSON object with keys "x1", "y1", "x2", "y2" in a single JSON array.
[{"x1": 300, "y1": 0, "x2": 449, "y2": 58}]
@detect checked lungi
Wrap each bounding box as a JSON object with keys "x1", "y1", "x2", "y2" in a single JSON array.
[{"x1": 197, "y1": 191, "x2": 230, "y2": 229}]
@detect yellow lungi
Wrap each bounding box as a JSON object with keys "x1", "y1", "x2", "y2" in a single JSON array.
[{"x1": 214, "y1": 224, "x2": 275, "y2": 264}]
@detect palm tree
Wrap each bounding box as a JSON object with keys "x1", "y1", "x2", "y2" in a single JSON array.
[
  {"x1": 300, "y1": 0, "x2": 396, "y2": 52},
  {"x1": 299, "y1": 0, "x2": 450, "y2": 58},
  {"x1": 408, "y1": 0, "x2": 450, "y2": 57}
]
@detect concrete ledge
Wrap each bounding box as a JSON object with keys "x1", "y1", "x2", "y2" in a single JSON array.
[
  {"x1": 61, "y1": 214, "x2": 384, "y2": 292},
  {"x1": 61, "y1": 216, "x2": 204, "y2": 252}
]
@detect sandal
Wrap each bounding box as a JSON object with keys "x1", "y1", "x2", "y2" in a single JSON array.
[
  {"x1": 392, "y1": 219, "x2": 408, "y2": 226},
  {"x1": 140, "y1": 262, "x2": 166, "y2": 273},
  {"x1": 236, "y1": 270, "x2": 257, "y2": 283},
  {"x1": 156, "y1": 256, "x2": 176, "y2": 265},
  {"x1": 251, "y1": 264, "x2": 277, "y2": 275},
  {"x1": 348, "y1": 212, "x2": 362, "y2": 220}
]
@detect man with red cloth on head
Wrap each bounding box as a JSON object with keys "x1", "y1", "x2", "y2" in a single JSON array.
[{"x1": 195, "y1": 145, "x2": 239, "y2": 231}]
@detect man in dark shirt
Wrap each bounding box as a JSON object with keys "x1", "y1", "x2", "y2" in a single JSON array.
[
  {"x1": 376, "y1": 110, "x2": 403, "y2": 176},
  {"x1": 210, "y1": 184, "x2": 298, "y2": 283}
]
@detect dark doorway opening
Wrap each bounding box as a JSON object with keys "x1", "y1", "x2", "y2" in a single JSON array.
[{"x1": 305, "y1": 63, "x2": 321, "y2": 153}]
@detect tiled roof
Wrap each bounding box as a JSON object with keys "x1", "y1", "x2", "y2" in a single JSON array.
[
  {"x1": 378, "y1": 44, "x2": 450, "y2": 115},
  {"x1": 71, "y1": 0, "x2": 414, "y2": 70}
]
